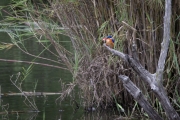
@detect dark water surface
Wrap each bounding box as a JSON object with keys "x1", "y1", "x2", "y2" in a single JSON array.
[
  {"x1": 0, "y1": 1, "x2": 84, "y2": 120},
  {"x1": 0, "y1": 33, "x2": 79, "y2": 120},
  {"x1": 0, "y1": 31, "x2": 116, "y2": 120},
  {"x1": 0, "y1": 25, "x2": 82, "y2": 119}
]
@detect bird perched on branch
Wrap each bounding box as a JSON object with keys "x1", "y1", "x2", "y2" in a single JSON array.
[{"x1": 102, "y1": 35, "x2": 115, "y2": 48}]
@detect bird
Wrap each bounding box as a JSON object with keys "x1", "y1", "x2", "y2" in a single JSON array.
[{"x1": 102, "y1": 35, "x2": 115, "y2": 48}]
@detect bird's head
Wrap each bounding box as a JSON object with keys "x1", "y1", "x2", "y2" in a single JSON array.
[{"x1": 102, "y1": 35, "x2": 114, "y2": 43}]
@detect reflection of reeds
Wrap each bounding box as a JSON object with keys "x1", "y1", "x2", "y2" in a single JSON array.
[{"x1": 7, "y1": 0, "x2": 180, "y2": 111}]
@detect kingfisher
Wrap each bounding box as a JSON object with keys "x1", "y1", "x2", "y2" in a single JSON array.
[{"x1": 102, "y1": 35, "x2": 115, "y2": 48}]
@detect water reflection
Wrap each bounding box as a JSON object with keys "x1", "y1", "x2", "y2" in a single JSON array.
[
  {"x1": 0, "y1": 1, "x2": 81, "y2": 119},
  {"x1": 0, "y1": 29, "x2": 79, "y2": 120}
]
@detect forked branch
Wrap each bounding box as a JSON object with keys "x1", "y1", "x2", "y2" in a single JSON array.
[
  {"x1": 104, "y1": 1, "x2": 180, "y2": 119},
  {"x1": 156, "y1": 0, "x2": 172, "y2": 83}
]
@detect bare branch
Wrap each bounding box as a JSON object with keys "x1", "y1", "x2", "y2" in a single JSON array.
[
  {"x1": 156, "y1": 0, "x2": 172, "y2": 83},
  {"x1": 103, "y1": 44, "x2": 153, "y2": 85},
  {"x1": 103, "y1": 44, "x2": 128, "y2": 62},
  {"x1": 119, "y1": 75, "x2": 163, "y2": 120}
]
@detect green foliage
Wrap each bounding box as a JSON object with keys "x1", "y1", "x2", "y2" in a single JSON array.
[
  {"x1": 21, "y1": 65, "x2": 33, "y2": 82},
  {"x1": 169, "y1": 40, "x2": 180, "y2": 75},
  {"x1": 113, "y1": 94, "x2": 125, "y2": 113},
  {"x1": 0, "y1": 42, "x2": 14, "y2": 50},
  {"x1": 72, "y1": 50, "x2": 83, "y2": 80}
]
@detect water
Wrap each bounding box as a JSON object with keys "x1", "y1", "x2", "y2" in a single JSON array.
[
  {"x1": 0, "y1": 1, "x2": 84, "y2": 119},
  {"x1": 0, "y1": 28, "x2": 82, "y2": 120}
]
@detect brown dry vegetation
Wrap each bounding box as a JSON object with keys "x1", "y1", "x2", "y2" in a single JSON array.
[
  {"x1": 49, "y1": 0, "x2": 180, "y2": 110},
  {"x1": 8, "y1": 0, "x2": 180, "y2": 112}
]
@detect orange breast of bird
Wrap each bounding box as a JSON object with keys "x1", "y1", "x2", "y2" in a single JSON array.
[{"x1": 105, "y1": 39, "x2": 114, "y2": 48}]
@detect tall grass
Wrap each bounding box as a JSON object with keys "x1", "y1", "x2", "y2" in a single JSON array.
[{"x1": 1, "y1": 0, "x2": 180, "y2": 113}]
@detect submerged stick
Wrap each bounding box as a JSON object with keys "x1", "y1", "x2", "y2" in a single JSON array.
[
  {"x1": 0, "y1": 110, "x2": 39, "y2": 115},
  {"x1": 1, "y1": 92, "x2": 62, "y2": 96},
  {"x1": 0, "y1": 58, "x2": 67, "y2": 70}
]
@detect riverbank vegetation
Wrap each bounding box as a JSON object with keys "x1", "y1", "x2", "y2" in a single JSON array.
[{"x1": 1, "y1": 0, "x2": 180, "y2": 119}]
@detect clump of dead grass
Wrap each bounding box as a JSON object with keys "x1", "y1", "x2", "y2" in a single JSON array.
[{"x1": 76, "y1": 52, "x2": 124, "y2": 108}]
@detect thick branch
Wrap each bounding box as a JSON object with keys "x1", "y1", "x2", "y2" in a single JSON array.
[
  {"x1": 104, "y1": 44, "x2": 180, "y2": 119},
  {"x1": 103, "y1": 1, "x2": 180, "y2": 119},
  {"x1": 156, "y1": 0, "x2": 172, "y2": 83},
  {"x1": 119, "y1": 75, "x2": 162, "y2": 120},
  {"x1": 103, "y1": 44, "x2": 128, "y2": 62},
  {"x1": 103, "y1": 44, "x2": 153, "y2": 85}
]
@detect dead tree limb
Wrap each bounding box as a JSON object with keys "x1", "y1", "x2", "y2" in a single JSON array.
[
  {"x1": 104, "y1": 44, "x2": 180, "y2": 119},
  {"x1": 156, "y1": 0, "x2": 172, "y2": 84},
  {"x1": 104, "y1": 0, "x2": 180, "y2": 119},
  {"x1": 119, "y1": 75, "x2": 163, "y2": 120}
]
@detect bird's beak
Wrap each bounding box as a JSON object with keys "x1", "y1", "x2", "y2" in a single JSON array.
[
  {"x1": 101, "y1": 38, "x2": 106, "y2": 45},
  {"x1": 102, "y1": 38, "x2": 106, "y2": 41}
]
